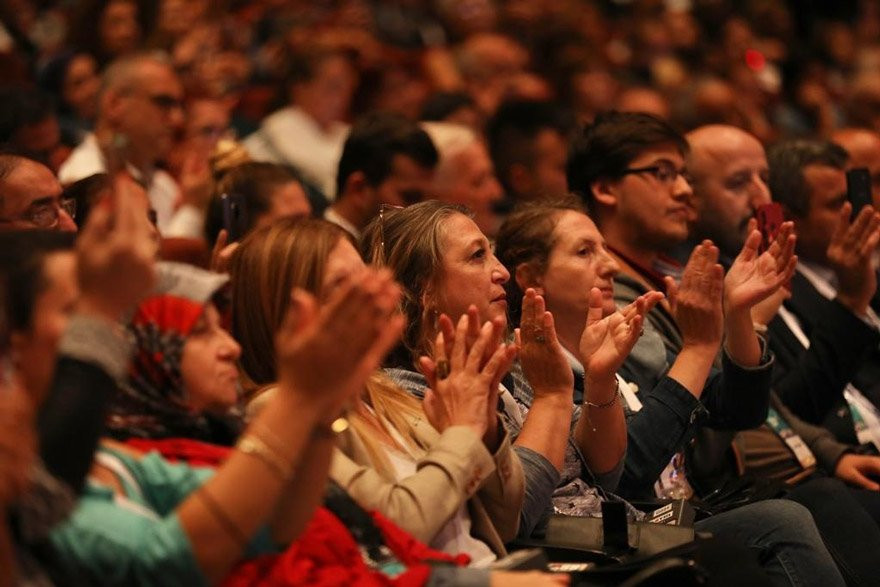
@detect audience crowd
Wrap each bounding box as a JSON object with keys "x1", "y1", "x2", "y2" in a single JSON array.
[{"x1": 5, "y1": 0, "x2": 880, "y2": 585}]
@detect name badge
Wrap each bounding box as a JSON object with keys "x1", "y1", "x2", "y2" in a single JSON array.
[
  {"x1": 765, "y1": 407, "x2": 817, "y2": 469},
  {"x1": 844, "y1": 385, "x2": 880, "y2": 452},
  {"x1": 654, "y1": 452, "x2": 694, "y2": 500}
]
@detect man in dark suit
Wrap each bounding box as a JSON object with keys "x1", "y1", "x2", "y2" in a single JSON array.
[
  {"x1": 766, "y1": 139, "x2": 880, "y2": 445},
  {"x1": 687, "y1": 126, "x2": 880, "y2": 496}
]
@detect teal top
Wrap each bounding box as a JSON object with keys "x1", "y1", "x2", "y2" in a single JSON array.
[{"x1": 49, "y1": 447, "x2": 276, "y2": 587}]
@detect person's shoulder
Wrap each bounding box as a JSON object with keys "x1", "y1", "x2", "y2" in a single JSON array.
[
  {"x1": 612, "y1": 274, "x2": 646, "y2": 301},
  {"x1": 58, "y1": 134, "x2": 105, "y2": 184}
]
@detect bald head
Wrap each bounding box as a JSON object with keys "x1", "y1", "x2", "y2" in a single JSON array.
[
  {"x1": 686, "y1": 125, "x2": 771, "y2": 256},
  {"x1": 831, "y1": 127, "x2": 880, "y2": 206}
]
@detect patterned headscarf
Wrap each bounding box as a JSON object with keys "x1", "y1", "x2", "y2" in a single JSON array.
[{"x1": 106, "y1": 262, "x2": 244, "y2": 444}]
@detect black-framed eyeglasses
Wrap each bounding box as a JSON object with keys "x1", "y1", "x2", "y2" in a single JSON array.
[
  {"x1": 620, "y1": 161, "x2": 692, "y2": 186},
  {"x1": 0, "y1": 197, "x2": 76, "y2": 229}
]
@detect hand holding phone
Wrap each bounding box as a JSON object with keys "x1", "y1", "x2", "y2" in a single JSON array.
[
  {"x1": 847, "y1": 168, "x2": 872, "y2": 220},
  {"x1": 755, "y1": 202, "x2": 784, "y2": 255},
  {"x1": 220, "y1": 192, "x2": 248, "y2": 243}
]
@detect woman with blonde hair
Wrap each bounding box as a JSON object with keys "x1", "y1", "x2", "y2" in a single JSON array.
[
  {"x1": 362, "y1": 200, "x2": 656, "y2": 538},
  {"x1": 230, "y1": 217, "x2": 539, "y2": 574}
]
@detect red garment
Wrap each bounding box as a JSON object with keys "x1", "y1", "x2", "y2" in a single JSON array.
[
  {"x1": 125, "y1": 438, "x2": 472, "y2": 586},
  {"x1": 223, "y1": 508, "x2": 469, "y2": 587},
  {"x1": 124, "y1": 438, "x2": 231, "y2": 467}
]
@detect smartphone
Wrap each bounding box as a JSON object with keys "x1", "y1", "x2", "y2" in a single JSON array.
[
  {"x1": 220, "y1": 192, "x2": 248, "y2": 242},
  {"x1": 847, "y1": 167, "x2": 872, "y2": 219},
  {"x1": 755, "y1": 202, "x2": 784, "y2": 254}
]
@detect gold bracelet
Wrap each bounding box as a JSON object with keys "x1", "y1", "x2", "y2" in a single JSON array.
[
  {"x1": 195, "y1": 487, "x2": 248, "y2": 548},
  {"x1": 236, "y1": 434, "x2": 293, "y2": 482}
]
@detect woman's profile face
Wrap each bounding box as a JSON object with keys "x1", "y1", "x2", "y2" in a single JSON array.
[
  {"x1": 538, "y1": 211, "x2": 620, "y2": 321},
  {"x1": 319, "y1": 238, "x2": 365, "y2": 301},
  {"x1": 432, "y1": 213, "x2": 510, "y2": 326},
  {"x1": 180, "y1": 304, "x2": 241, "y2": 413}
]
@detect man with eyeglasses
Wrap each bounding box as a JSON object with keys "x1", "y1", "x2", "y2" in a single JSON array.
[
  {"x1": 58, "y1": 52, "x2": 188, "y2": 235},
  {"x1": 568, "y1": 113, "x2": 872, "y2": 584},
  {"x1": 0, "y1": 155, "x2": 76, "y2": 232}
]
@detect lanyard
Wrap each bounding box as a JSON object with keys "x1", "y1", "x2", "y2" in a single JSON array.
[
  {"x1": 777, "y1": 281, "x2": 880, "y2": 452},
  {"x1": 765, "y1": 407, "x2": 817, "y2": 469}
]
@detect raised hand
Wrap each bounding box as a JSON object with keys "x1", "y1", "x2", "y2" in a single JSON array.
[
  {"x1": 75, "y1": 172, "x2": 158, "y2": 321},
  {"x1": 210, "y1": 228, "x2": 240, "y2": 274},
  {"x1": 724, "y1": 219, "x2": 797, "y2": 315},
  {"x1": 828, "y1": 203, "x2": 880, "y2": 315},
  {"x1": 419, "y1": 316, "x2": 516, "y2": 443},
  {"x1": 515, "y1": 288, "x2": 573, "y2": 399},
  {"x1": 275, "y1": 268, "x2": 404, "y2": 420},
  {"x1": 178, "y1": 151, "x2": 213, "y2": 211},
  {"x1": 579, "y1": 289, "x2": 664, "y2": 379},
  {"x1": 672, "y1": 241, "x2": 724, "y2": 351},
  {"x1": 431, "y1": 306, "x2": 507, "y2": 375}
]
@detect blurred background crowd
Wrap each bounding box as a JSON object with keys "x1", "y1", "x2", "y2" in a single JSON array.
[{"x1": 2, "y1": 0, "x2": 879, "y2": 215}]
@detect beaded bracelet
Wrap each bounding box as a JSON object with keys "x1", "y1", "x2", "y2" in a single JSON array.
[
  {"x1": 584, "y1": 377, "x2": 621, "y2": 432},
  {"x1": 585, "y1": 377, "x2": 621, "y2": 409}
]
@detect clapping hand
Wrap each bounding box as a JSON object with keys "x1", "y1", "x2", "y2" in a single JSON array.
[
  {"x1": 75, "y1": 172, "x2": 158, "y2": 321},
  {"x1": 419, "y1": 315, "x2": 516, "y2": 445},
  {"x1": 579, "y1": 289, "x2": 664, "y2": 380},
  {"x1": 828, "y1": 203, "x2": 880, "y2": 315},
  {"x1": 275, "y1": 268, "x2": 404, "y2": 421},
  {"x1": 515, "y1": 289, "x2": 573, "y2": 399},
  {"x1": 666, "y1": 241, "x2": 724, "y2": 351},
  {"x1": 724, "y1": 219, "x2": 797, "y2": 315}
]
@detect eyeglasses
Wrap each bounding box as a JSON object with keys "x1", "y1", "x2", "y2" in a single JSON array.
[
  {"x1": 619, "y1": 161, "x2": 692, "y2": 186},
  {"x1": 0, "y1": 197, "x2": 76, "y2": 229},
  {"x1": 143, "y1": 93, "x2": 183, "y2": 113}
]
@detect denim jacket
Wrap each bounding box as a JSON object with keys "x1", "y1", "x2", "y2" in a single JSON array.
[{"x1": 614, "y1": 276, "x2": 775, "y2": 500}]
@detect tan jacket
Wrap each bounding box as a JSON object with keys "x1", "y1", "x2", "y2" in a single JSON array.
[{"x1": 331, "y1": 417, "x2": 525, "y2": 557}]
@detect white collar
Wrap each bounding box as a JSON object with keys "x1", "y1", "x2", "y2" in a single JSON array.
[
  {"x1": 324, "y1": 207, "x2": 361, "y2": 240},
  {"x1": 796, "y1": 260, "x2": 837, "y2": 300}
]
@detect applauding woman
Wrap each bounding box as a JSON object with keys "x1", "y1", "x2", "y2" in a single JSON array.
[
  {"x1": 361, "y1": 201, "x2": 653, "y2": 537},
  {"x1": 230, "y1": 218, "x2": 527, "y2": 566}
]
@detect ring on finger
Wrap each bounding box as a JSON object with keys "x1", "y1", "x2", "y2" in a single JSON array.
[{"x1": 436, "y1": 359, "x2": 451, "y2": 380}]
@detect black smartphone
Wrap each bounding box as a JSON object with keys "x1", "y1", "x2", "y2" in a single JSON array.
[
  {"x1": 755, "y1": 202, "x2": 784, "y2": 255},
  {"x1": 220, "y1": 192, "x2": 248, "y2": 242},
  {"x1": 847, "y1": 167, "x2": 872, "y2": 219}
]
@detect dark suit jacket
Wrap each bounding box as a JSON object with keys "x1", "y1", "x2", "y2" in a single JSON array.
[{"x1": 768, "y1": 271, "x2": 880, "y2": 444}]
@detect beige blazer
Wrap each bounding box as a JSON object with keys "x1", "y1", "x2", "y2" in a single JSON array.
[{"x1": 331, "y1": 416, "x2": 525, "y2": 557}]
